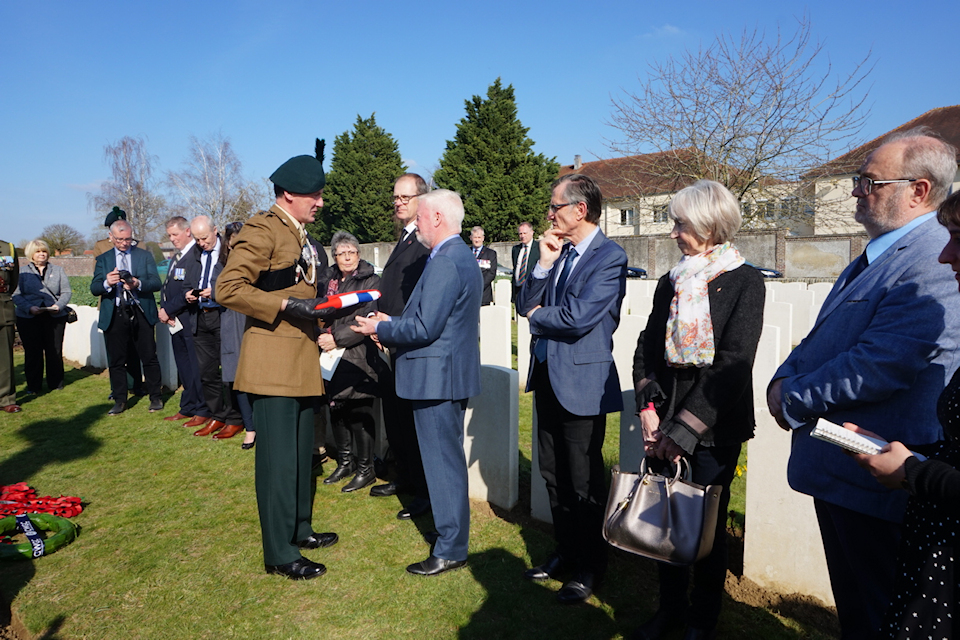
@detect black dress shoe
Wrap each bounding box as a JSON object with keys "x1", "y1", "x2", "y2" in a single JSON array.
[
  {"x1": 406, "y1": 555, "x2": 467, "y2": 576},
  {"x1": 397, "y1": 497, "x2": 431, "y2": 520},
  {"x1": 631, "y1": 608, "x2": 687, "y2": 640},
  {"x1": 681, "y1": 627, "x2": 716, "y2": 640},
  {"x1": 342, "y1": 469, "x2": 376, "y2": 493},
  {"x1": 265, "y1": 557, "x2": 326, "y2": 580},
  {"x1": 323, "y1": 461, "x2": 356, "y2": 484},
  {"x1": 148, "y1": 398, "x2": 164, "y2": 412},
  {"x1": 557, "y1": 572, "x2": 601, "y2": 605},
  {"x1": 107, "y1": 401, "x2": 126, "y2": 416},
  {"x1": 297, "y1": 532, "x2": 339, "y2": 549},
  {"x1": 523, "y1": 552, "x2": 566, "y2": 581},
  {"x1": 370, "y1": 482, "x2": 398, "y2": 497}
]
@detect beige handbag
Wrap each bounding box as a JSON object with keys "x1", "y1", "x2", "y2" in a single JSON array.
[{"x1": 602, "y1": 457, "x2": 722, "y2": 566}]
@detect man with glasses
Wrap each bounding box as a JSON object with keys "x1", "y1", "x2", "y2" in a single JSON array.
[
  {"x1": 768, "y1": 127, "x2": 960, "y2": 638},
  {"x1": 517, "y1": 173, "x2": 627, "y2": 604},
  {"x1": 368, "y1": 173, "x2": 433, "y2": 521},
  {"x1": 91, "y1": 219, "x2": 164, "y2": 415}
]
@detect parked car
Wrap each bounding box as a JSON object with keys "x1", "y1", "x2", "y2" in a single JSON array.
[
  {"x1": 746, "y1": 262, "x2": 783, "y2": 278},
  {"x1": 626, "y1": 266, "x2": 648, "y2": 279}
]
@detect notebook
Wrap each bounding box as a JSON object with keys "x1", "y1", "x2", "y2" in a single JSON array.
[{"x1": 810, "y1": 419, "x2": 887, "y2": 455}]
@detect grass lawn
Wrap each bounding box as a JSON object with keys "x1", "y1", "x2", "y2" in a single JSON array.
[{"x1": 0, "y1": 353, "x2": 837, "y2": 639}]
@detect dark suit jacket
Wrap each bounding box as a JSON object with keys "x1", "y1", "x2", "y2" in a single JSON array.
[
  {"x1": 377, "y1": 236, "x2": 482, "y2": 401},
  {"x1": 511, "y1": 241, "x2": 540, "y2": 293},
  {"x1": 517, "y1": 230, "x2": 627, "y2": 417},
  {"x1": 474, "y1": 245, "x2": 497, "y2": 305},
  {"x1": 91, "y1": 247, "x2": 162, "y2": 331},
  {"x1": 160, "y1": 242, "x2": 202, "y2": 333},
  {"x1": 378, "y1": 229, "x2": 429, "y2": 316}
]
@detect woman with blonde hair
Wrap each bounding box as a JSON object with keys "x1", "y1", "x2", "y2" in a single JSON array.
[
  {"x1": 631, "y1": 180, "x2": 764, "y2": 640},
  {"x1": 12, "y1": 239, "x2": 72, "y2": 393}
]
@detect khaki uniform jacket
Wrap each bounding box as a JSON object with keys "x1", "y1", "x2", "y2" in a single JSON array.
[
  {"x1": 0, "y1": 242, "x2": 17, "y2": 328},
  {"x1": 215, "y1": 205, "x2": 325, "y2": 398}
]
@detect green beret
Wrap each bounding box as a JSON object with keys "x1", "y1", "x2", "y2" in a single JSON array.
[
  {"x1": 104, "y1": 206, "x2": 127, "y2": 227},
  {"x1": 269, "y1": 155, "x2": 325, "y2": 194}
]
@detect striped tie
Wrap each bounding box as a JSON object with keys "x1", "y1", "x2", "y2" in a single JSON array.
[{"x1": 517, "y1": 244, "x2": 529, "y2": 286}]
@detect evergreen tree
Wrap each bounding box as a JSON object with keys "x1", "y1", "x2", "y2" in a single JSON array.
[
  {"x1": 309, "y1": 114, "x2": 405, "y2": 244},
  {"x1": 434, "y1": 78, "x2": 559, "y2": 243}
]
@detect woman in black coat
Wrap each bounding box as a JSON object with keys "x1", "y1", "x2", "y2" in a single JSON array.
[
  {"x1": 319, "y1": 231, "x2": 386, "y2": 493},
  {"x1": 631, "y1": 180, "x2": 765, "y2": 640}
]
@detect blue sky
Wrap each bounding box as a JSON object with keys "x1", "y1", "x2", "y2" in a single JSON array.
[{"x1": 2, "y1": 0, "x2": 958, "y2": 245}]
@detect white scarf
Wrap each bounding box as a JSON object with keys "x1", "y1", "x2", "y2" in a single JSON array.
[{"x1": 665, "y1": 242, "x2": 744, "y2": 367}]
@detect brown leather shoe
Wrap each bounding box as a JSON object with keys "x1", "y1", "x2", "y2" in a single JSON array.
[
  {"x1": 163, "y1": 413, "x2": 192, "y2": 422},
  {"x1": 182, "y1": 416, "x2": 211, "y2": 428},
  {"x1": 212, "y1": 424, "x2": 244, "y2": 440},
  {"x1": 194, "y1": 420, "x2": 225, "y2": 437}
]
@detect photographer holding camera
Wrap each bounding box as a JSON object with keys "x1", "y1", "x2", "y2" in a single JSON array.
[{"x1": 91, "y1": 219, "x2": 164, "y2": 416}]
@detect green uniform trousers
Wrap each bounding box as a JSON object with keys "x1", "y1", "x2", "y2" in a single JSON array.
[{"x1": 252, "y1": 395, "x2": 316, "y2": 566}]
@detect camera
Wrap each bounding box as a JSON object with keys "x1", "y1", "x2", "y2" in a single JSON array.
[{"x1": 117, "y1": 270, "x2": 136, "y2": 287}]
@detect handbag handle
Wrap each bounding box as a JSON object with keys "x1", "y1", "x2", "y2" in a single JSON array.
[{"x1": 638, "y1": 456, "x2": 690, "y2": 484}]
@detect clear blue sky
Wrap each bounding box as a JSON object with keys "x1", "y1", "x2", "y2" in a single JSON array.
[{"x1": 2, "y1": 0, "x2": 958, "y2": 245}]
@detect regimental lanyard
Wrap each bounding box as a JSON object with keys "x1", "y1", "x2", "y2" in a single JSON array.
[{"x1": 297, "y1": 241, "x2": 317, "y2": 286}]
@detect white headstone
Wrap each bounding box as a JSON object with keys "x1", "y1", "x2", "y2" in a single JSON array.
[
  {"x1": 517, "y1": 315, "x2": 531, "y2": 388},
  {"x1": 480, "y1": 305, "x2": 511, "y2": 368},
  {"x1": 464, "y1": 365, "x2": 519, "y2": 509},
  {"x1": 763, "y1": 300, "x2": 792, "y2": 360}
]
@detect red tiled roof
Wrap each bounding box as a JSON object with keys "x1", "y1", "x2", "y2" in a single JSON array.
[
  {"x1": 813, "y1": 105, "x2": 960, "y2": 176},
  {"x1": 557, "y1": 150, "x2": 701, "y2": 199}
]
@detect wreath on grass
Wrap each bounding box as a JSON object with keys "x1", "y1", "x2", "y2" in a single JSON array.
[{"x1": 0, "y1": 512, "x2": 77, "y2": 560}]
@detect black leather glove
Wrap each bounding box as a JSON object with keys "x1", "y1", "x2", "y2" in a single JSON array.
[{"x1": 283, "y1": 297, "x2": 336, "y2": 320}]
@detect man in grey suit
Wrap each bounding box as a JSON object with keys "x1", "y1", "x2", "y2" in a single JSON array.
[
  {"x1": 768, "y1": 128, "x2": 960, "y2": 639},
  {"x1": 517, "y1": 174, "x2": 627, "y2": 605},
  {"x1": 354, "y1": 189, "x2": 482, "y2": 576}
]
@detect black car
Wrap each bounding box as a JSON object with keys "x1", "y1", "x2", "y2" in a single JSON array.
[
  {"x1": 746, "y1": 262, "x2": 782, "y2": 278},
  {"x1": 626, "y1": 266, "x2": 648, "y2": 279}
]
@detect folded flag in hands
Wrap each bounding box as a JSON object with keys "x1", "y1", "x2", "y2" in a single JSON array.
[{"x1": 314, "y1": 289, "x2": 381, "y2": 310}]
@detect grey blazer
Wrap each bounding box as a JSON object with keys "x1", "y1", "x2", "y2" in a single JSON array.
[
  {"x1": 775, "y1": 216, "x2": 960, "y2": 522},
  {"x1": 12, "y1": 262, "x2": 72, "y2": 318}
]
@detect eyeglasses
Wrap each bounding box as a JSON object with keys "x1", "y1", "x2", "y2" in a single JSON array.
[
  {"x1": 852, "y1": 176, "x2": 917, "y2": 195},
  {"x1": 393, "y1": 194, "x2": 417, "y2": 204},
  {"x1": 334, "y1": 250, "x2": 359, "y2": 258},
  {"x1": 548, "y1": 202, "x2": 573, "y2": 214},
  {"x1": 113, "y1": 236, "x2": 134, "y2": 244}
]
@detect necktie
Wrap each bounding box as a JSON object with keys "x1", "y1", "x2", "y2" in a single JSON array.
[
  {"x1": 474, "y1": 247, "x2": 481, "y2": 259},
  {"x1": 201, "y1": 251, "x2": 212, "y2": 290},
  {"x1": 554, "y1": 246, "x2": 577, "y2": 299},
  {"x1": 117, "y1": 252, "x2": 130, "y2": 306},
  {"x1": 397, "y1": 229, "x2": 409, "y2": 248},
  {"x1": 843, "y1": 252, "x2": 868, "y2": 289},
  {"x1": 517, "y1": 244, "x2": 529, "y2": 286}
]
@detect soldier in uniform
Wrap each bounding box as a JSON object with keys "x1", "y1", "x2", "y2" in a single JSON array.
[
  {"x1": 1, "y1": 240, "x2": 21, "y2": 413},
  {"x1": 217, "y1": 154, "x2": 350, "y2": 580}
]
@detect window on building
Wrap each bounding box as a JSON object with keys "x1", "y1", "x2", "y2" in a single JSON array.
[
  {"x1": 620, "y1": 208, "x2": 635, "y2": 226},
  {"x1": 652, "y1": 204, "x2": 668, "y2": 223}
]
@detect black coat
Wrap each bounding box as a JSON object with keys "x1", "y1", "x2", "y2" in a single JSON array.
[
  {"x1": 322, "y1": 259, "x2": 386, "y2": 401},
  {"x1": 378, "y1": 230, "x2": 429, "y2": 316},
  {"x1": 633, "y1": 264, "x2": 765, "y2": 453}
]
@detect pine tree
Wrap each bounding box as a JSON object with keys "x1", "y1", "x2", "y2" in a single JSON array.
[
  {"x1": 433, "y1": 78, "x2": 559, "y2": 243},
  {"x1": 309, "y1": 114, "x2": 405, "y2": 244}
]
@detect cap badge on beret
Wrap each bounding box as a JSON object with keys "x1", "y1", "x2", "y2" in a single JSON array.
[{"x1": 104, "y1": 206, "x2": 127, "y2": 227}]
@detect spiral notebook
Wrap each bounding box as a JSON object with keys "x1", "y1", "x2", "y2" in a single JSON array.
[{"x1": 810, "y1": 419, "x2": 887, "y2": 455}]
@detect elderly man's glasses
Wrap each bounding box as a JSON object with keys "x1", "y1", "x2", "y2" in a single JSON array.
[
  {"x1": 393, "y1": 194, "x2": 417, "y2": 204},
  {"x1": 852, "y1": 176, "x2": 917, "y2": 195}
]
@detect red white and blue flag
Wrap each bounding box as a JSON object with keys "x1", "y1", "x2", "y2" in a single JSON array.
[{"x1": 314, "y1": 289, "x2": 381, "y2": 310}]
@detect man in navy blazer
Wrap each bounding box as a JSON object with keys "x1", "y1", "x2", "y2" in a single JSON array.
[
  {"x1": 91, "y1": 219, "x2": 164, "y2": 415},
  {"x1": 768, "y1": 129, "x2": 960, "y2": 638},
  {"x1": 517, "y1": 174, "x2": 627, "y2": 604},
  {"x1": 157, "y1": 216, "x2": 208, "y2": 424},
  {"x1": 354, "y1": 189, "x2": 482, "y2": 577}
]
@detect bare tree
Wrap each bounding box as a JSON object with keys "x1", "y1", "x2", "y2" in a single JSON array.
[
  {"x1": 166, "y1": 132, "x2": 257, "y2": 229},
  {"x1": 606, "y1": 17, "x2": 871, "y2": 231},
  {"x1": 40, "y1": 224, "x2": 86, "y2": 255},
  {"x1": 88, "y1": 136, "x2": 167, "y2": 241}
]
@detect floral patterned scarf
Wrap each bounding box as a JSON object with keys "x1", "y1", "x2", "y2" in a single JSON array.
[{"x1": 664, "y1": 242, "x2": 744, "y2": 367}]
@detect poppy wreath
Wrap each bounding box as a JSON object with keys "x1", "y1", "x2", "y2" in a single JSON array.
[
  {"x1": 0, "y1": 483, "x2": 84, "y2": 518},
  {"x1": 0, "y1": 512, "x2": 77, "y2": 560}
]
